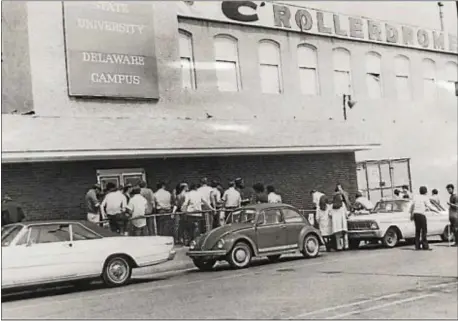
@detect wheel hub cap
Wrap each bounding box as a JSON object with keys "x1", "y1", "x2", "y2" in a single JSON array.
[
  {"x1": 109, "y1": 261, "x2": 127, "y2": 282},
  {"x1": 306, "y1": 239, "x2": 317, "y2": 252},
  {"x1": 235, "y1": 249, "x2": 247, "y2": 262}
]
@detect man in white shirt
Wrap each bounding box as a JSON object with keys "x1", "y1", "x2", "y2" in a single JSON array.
[
  {"x1": 310, "y1": 190, "x2": 325, "y2": 228},
  {"x1": 183, "y1": 183, "x2": 214, "y2": 240},
  {"x1": 154, "y1": 182, "x2": 172, "y2": 236},
  {"x1": 126, "y1": 186, "x2": 148, "y2": 236},
  {"x1": 100, "y1": 183, "x2": 128, "y2": 234},
  {"x1": 223, "y1": 181, "x2": 242, "y2": 221},
  {"x1": 354, "y1": 191, "x2": 374, "y2": 212},
  {"x1": 267, "y1": 185, "x2": 282, "y2": 203},
  {"x1": 410, "y1": 186, "x2": 439, "y2": 250},
  {"x1": 198, "y1": 178, "x2": 214, "y2": 232},
  {"x1": 140, "y1": 181, "x2": 155, "y2": 235}
]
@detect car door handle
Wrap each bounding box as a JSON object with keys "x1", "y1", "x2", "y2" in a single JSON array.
[
  {"x1": 63, "y1": 243, "x2": 73, "y2": 248},
  {"x1": 280, "y1": 225, "x2": 286, "y2": 229}
]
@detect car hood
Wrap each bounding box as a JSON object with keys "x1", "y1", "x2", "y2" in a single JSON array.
[
  {"x1": 196, "y1": 223, "x2": 252, "y2": 250},
  {"x1": 348, "y1": 212, "x2": 394, "y2": 222}
]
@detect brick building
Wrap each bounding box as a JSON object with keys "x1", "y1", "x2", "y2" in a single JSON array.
[{"x1": 2, "y1": 1, "x2": 456, "y2": 220}]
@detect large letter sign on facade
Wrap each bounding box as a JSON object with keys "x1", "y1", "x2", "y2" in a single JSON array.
[
  {"x1": 221, "y1": 1, "x2": 259, "y2": 22},
  {"x1": 63, "y1": 1, "x2": 159, "y2": 99}
]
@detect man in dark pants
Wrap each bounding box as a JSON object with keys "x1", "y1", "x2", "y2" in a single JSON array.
[
  {"x1": 446, "y1": 184, "x2": 458, "y2": 246},
  {"x1": 410, "y1": 186, "x2": 439, "y2": 250}
]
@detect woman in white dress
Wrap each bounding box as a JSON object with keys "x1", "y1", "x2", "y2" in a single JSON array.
[{"x1": 315, "y1": 194, "x2": 333, "y2": 251}]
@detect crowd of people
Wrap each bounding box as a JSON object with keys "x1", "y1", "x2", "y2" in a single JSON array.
[
  {"x1": 84, "y1": 177, "x2": 284, "y2": 245},
  {"x1": 311, "y1": 183, "x2": 458, "y2": 252}
]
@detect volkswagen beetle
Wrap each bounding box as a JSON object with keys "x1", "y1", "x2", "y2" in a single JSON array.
[{"x1": 186, "y1": 203, "x2": 324, "y2": 271}]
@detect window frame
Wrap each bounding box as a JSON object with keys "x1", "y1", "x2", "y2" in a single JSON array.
[
  {"x1": 214, "y1": 34, "x2": 242, "y2": 92},
  {"x1": 422, "y1": 58, "x2": 437, "y2": 101},
  {"x1": 332, "y1": 47, "x2": 352, "y2": 95},
  {"x1": 297, "y1": 44, "x2": 320, "y2": 95},
  {"x1": 178, "y1": 29, "x2": 197, "y2": 90},
  {"x1": 20, "y1": 224, "x2": 72, "y2": 245},
  {"x1": 261, "y1": 208, "x2": 283, "y2": 225},
  {"x1": 365, "y1": 51, "x2": 383, "y2": 99},
  {"x1": 282, "y1": 208, "x2": 305, "y2": 224},
  {"x1": 258, "y1": 39, "x2": 283, "y2": 94},
  {"x1": 97, "y1": 168, "x2": 146, "y2": 192}
]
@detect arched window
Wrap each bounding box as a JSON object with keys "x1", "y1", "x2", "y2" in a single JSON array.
[
  {"x1": 422, "y1": 58, "x2": 437, "y2": 101},
  {"x1": 258, "y1": 40, "x2": 282, "y2": 94},
  {"x1": 179, "y1": 29, "x2": 196, "y2": 90},
  {"x1": 394, "y1": 55, "x2": 411, "y2": 101},
  {"x1": 365, "y1": 52, "x2": 382, "y2": 99},
  {"x1": 444, "y1": 61, "x2": 458, "y2": 98},
  {"x1": 297, "y1": 44, "x2": 319, "y2": 95},
  {"x1": 214, "y1": 35, "x2": 241, "y2": 92},
  {"x1": 333, "y1": 48, "x2": 352, "y2": 95}
]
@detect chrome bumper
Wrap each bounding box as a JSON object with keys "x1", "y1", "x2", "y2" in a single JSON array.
[
  {"x1": 348, "y1": 230, "x2": 383, "y2": 238},
  {"x1": 186, "y1": 250, "x2": 227, "y2": 257},
  {"x1": 167, "y1": 249, "x2": 176, "y2": 261}
]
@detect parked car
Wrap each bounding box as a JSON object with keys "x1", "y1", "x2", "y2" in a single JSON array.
[
  {"x1": 186, "y1": 203, "x2": 324, "y2": 271},
  {"x1": 347, "y1": 199, "x2": 454, "y2": 249},
  {"x1": 1, "y1": 220, "x2": 176, "y2": 291}
]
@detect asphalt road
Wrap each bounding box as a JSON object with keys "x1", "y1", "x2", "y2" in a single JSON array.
[{"x1": 2, "y1": 243, "x2": 457, "y2": 319}]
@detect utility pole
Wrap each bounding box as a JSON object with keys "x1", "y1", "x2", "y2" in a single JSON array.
[{"x1": 438, "y1": 2, "x2": 444, "y2": 31}]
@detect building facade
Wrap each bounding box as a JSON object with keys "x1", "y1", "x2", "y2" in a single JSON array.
[{"x1": 1, "y1": 1, "x2": 456, "y2": 219}]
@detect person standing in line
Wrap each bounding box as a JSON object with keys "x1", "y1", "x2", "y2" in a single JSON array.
[
  {"x1": 330, "y1": 189, "x2": 349, "y2": 251},
  {"x1": 140, "y1": 180, "x2": 156, "y2": 236},
  {"x1": 198, "y1": 178, "x2": 214, "y2": 232},
  {"x1": 1, "y1": 195, "x2": 25, "y2": 226},
  {"x1": 222, "y1": 181, "x2": 242, "y2": 220},
  {"x1": 252, "y1": 183, "x2": 268, "y2": 204},
  {"x1": 183, "y1": 183, "x2": 214, "y2": 241},
  {"x1": 100, "y1": 183, "x2": 128, "y2": 234},
  {"x1": 126, "y1": 186, "x2": 148, "y2": 236},
  {"x1": 172, "y1": 183, "x2": 189, "y2": 245},
  {"x1": 210, "y1": 180, "x2": 223, "y2": 228},
  {"x1": 85, "y1": 184, "x2": 102, "y2": 224},
  {"x1": 353, "y1": 191, "x2": 374, "y2": 212},
  {"x1": 154, "y1": 182, "x2": 172, "y2": 237},
  {"x1": 336, "y1": 183, "x2": 351, "y2": 212},
  {"x1": 430, "y1": 189, "x2": 441, "y2": 206},
  {"x1": 410, "y1": 186, "x2": 439, "y2": 251},
  {"x1": 446, "y1": 184, "x2": 458, "y2": 246},
  {"x1": 315, "y1": 194, "x2": 333, "y2": 252},
  {"x1": 402, "y1": 185, "x2": 411, "y2": 199},
  {"x1": 267, "y1": 185, "x2": 282, "y2": 203},
  {"x1": 310, "y1": 190, "x2": 325, "y2": 228},
  {"x1": 235, "y1": 178, "x2": 251, "y2": 206}
]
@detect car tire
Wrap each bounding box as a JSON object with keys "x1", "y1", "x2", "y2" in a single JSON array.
[
  {"x1": 441, "y1": 225, "x2": 455, "y2": 243},
  {"x1": 302, "y1": 234, "x2": 320, "y2": 258},
  {"x1": 349, "y1": 239, "x2": 360, "y2": 250},
  {"x1": 102, "y1": 255, "x2": 132, "y2": 287},
  {"x1": 227, "y1": 242, "x2": 252, "y2": 269},
  {"x1": 267, "y1": 255, "x2": 281, "y2": 263},
  {"x1": 382, "y1": 228, "x2": 399, "y2": 248},
  {"x1": 193, "y1": 259, "x2": 216, "y2": 271}
]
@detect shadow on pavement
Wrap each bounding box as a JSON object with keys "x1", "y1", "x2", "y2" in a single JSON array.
[{"x1": 1, "y1": 276, "x2": 168, "y2": 302}]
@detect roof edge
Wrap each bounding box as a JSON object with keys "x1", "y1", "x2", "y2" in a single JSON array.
[{"x1": 2, "y1": 145, "x2": 381, "y2": 163}]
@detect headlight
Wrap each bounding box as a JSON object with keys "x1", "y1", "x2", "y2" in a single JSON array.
[
  {"x1": 216, "y1": 239, "x2": 225, "y2": 249},
  {"x1": 189, "y1": 240, "x2": 196, "y2": 250},
  {"x1": 370, "y1": 222, "x2": 379, "y2": 230}
]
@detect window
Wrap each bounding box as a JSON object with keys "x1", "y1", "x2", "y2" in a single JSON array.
[
  {"x1": 333, "y1": 48, "x2": 352, "y2": 95},
  {"x1": 179, "y1": 29, "x2": 196, "y2": 90},
  {"x1": 228, "y1": 209, "x2": 257, "y2": 224},
  {"x1": 297, "y1": 44, "x2": 319, "y2": 95},
  {"x1": 366, "y1": 52, "x2": 382, "y2": 99},
  {"x1": 422, "y1": 58, "x2": 437, "y2": 101},
  {"x1": 444, "y1": 61, "x2": 458, "y2": 97},
  {"x1": 394, "y1": 55, "x2": 411, "y2": 101},
  {"x1": 71, "y1": 224, "x2": 101, "y2": 241},
  {"x1": 282, "y1": 208, "x2": 304, "y2": 223},
  {"x1": 214, "y1": 35, "x2": 241, "y2": 92},
  {"x1": 97, "y1": 168, "x2": 146, "y2": 192},
  {"x1": 27, "y1": 225, "x2": 71, "y2": 244},
  {"x1": 1, "y1": 225, "x2": 23, "y2": 247},
  {"x1": 259, "y1": 40, "x2": 282, "y2": 94},
  {"x1": 263, "y1": 209, "x2": 282, "y2": 224}
]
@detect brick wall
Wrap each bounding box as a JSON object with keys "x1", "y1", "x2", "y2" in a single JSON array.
[{"x1": 1, "y1": 152, "x2": 357, "y2": 221}]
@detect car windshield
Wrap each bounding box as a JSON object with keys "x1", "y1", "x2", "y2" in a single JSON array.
[
  {"x1": 1, "y1": 225, "x2": 23, "y2": 247},
  {"x1": 372, "y1": 200, "x2": 410, "y2": 213},
  {"x1": 227, "y1": 209, "x2": 257, "y2": 224}
]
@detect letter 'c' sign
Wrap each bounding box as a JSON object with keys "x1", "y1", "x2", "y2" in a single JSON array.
[{"x1": 222, "y1": 1, "x2": 259, "y2": 22}]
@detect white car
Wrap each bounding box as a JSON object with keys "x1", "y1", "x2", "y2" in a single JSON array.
[
  {"x1": 347, "y1": 199, "x2": 454, "y2": 249},
  {"x1": 1, "y1": 220, "x2": 176, "y2": 290}
]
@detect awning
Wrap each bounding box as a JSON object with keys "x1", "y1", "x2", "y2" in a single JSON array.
[{"x1": 1, "y1": 115, "x2": 380, "y2": 163}]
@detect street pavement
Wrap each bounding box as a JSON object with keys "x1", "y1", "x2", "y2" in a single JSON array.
[{"x1": 2, "y1": 242, "x2": 457, "y2": 319}]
